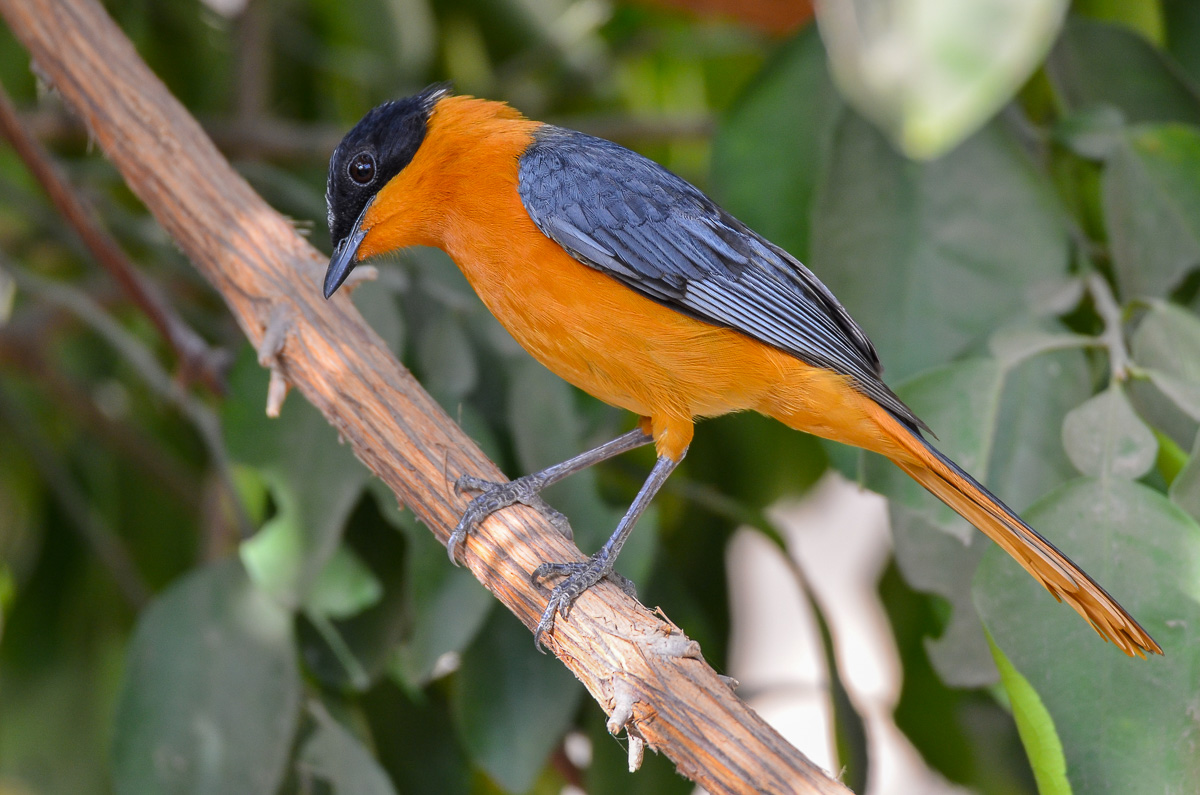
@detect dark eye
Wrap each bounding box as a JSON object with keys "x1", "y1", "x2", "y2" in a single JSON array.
[{"x1": 348, "y1": 152, "x2": 376, "y2": 185}]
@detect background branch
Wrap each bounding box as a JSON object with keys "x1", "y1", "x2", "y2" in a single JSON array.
[
  {"x1": 5, "y1": 265, "x2": 253, "y2": 540},
  {"x1": 0, "y1": 327, "x2": 198, "y2": 507},
  {"x1": 0, "y1": 82, "x2": 230, "y2": 394},
  {"x1": 0, "y1": 0, "x2": 848, "y2": 792}
]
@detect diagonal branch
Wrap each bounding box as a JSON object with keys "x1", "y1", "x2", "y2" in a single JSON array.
[{"x1": 0, "y1": 1, "x2": 850, "y2": 792}]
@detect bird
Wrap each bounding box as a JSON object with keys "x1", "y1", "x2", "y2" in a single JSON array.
[{"x1": 322, "y1": 84, "x2": 1160, "y2": 657}]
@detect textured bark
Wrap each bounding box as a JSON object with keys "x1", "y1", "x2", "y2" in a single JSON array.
[{"x1": 0, "y1": 1, "x2": 850, "y2": 792}]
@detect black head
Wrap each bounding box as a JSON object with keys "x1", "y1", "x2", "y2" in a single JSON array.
[
  {"x1": 323, "y1": 84, "x2": 450, "y2": 297},
  {"x1": 325, "y1": 83, "x2": 450, "y2": 254}
]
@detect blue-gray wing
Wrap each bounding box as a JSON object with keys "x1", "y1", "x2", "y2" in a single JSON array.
[{"x1": 517, "y1": 126, "x2": 923, "y2": 430}]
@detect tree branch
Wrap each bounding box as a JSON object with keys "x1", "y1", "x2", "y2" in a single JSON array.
[
  {"x1": 1087, "y1": 273, "x2": 1131, "y2": 382},
  {"x1": 0, "y1": 1, "x2": 850, "y2": 792}
]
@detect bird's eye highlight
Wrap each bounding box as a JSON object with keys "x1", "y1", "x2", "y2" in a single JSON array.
[{"x1": 348, "y1": 152, "x2": 376, "y2": 185}]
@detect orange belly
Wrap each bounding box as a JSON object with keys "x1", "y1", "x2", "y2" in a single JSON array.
[
  {"x1": 444, "y1": 206, "x2": 898, "y2": 462},
  {"x1": 456, "y1": 227, "x2": 770, "y2": 420}
]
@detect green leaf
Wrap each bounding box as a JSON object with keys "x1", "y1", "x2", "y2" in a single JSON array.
[
  {"x1": 1047, "y1": 18, "x2": 1200, "y2": 126},
  {"x1": 1156, "y1": 429, "x2": 1189, "y2": 484},
  {"x1": 353, "y1": 279, "x2": 405, "y2": 356},
  {"x1": 452, "y1": 611, "x2": 584, "y2": 793},
  {"x1": 0, "y1": 263, "x2": 14, "y2": 324},
  {"x1": 360, "y1": 684, "x2": 472, "y2": 795},
  {"x1": 1061, "y1": 383, "x2": 1158, "y2": 479},
  {"x1": 1054, "y1": 105, "x2": 1128, "y2": 160},
  {"x1": 1164, "y1": 0, "x2": 1200, "y2": 86},
  {"x1": 0, "y1": 603, "x2": 121, "y2": 795},
  {"x1": 710, "y1": 26, "x2": 841, "y2": 259},
  {"x1": 375, "y1": 482, "x2": 494, "y2": 688},
  {"x1": 390, "y1": 545, "x2": 494, "y2": 687},
  {"x1": 888, "y1": 510, "x2": 996, "y2": 686},
  {"x1": 295, "y1": 496, "x2": 412, "y2": 692},
  {"x1": 304, "y1": 545, "x2": 383, "y2": 620},
  {"x1": 112, "y1": 559, "x2": 301, "y2": 795},
  {"x1": 224, "y1": 346, "x2": 370, "y2": 608},
  {"x1": 1126, "y1": 379, "x2": 1198, "y2": 465},
  {"x1": 416, "y1": 310, "x2": 478, "y2": 404},
  {"x1": 0, "y1": 561, "x2": 12, "y2": 618},
  {"x1": 1131, "y1": 300, "x2": 1200, "y2": 421},
  {"x1": 1104, "y1": 125, "x2": 1200, "y2": 299},
  {"x1": 1168, "y1": 431, "x2": 1200, "y2": 522},
  {"x1": 811, "y1": 113, "x2": 1069, "y2": 382},
  {"x1": 975, "y1": 478, "x2": 1200, "y2": 794},
  {"x1": 985, "y1": 632, "x2": 1071, "y2": 795},
  {"x1": 816, "y1": 0, "x2": 1069, "y2": 158},
  {"x1": 988, "y1": 317, "x2": 1093, "y2": 366},
  {"x1": 231, "y1": 463, "x2": 271, "y2": 525},
  {"x1": 1145, "y1": 372, "x2": 1200, "y2": 423},
  {"x1": 868, "y1": 345, "x2": 1089, "y2": 685},
  {"x1": 1075, "y1": 0, "x2": 1165, "y2": 44},
  {"x1": 297, "y1": 702, "x2": 398, "y2": 795}
]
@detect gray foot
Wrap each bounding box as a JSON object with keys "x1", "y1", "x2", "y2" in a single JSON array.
[
  {"x1": 529, "y1": 556, "x2": 637, "y2": 650},
  {"x1": 449, "y1": 474, "x2": 573, "y2": 563}
]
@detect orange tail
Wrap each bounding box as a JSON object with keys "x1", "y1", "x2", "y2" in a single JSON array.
[{"x1": 875, "y1": 410, "x2": 1161, "y2": 658}]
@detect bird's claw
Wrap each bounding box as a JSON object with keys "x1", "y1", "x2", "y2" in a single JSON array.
[
  {"x1": 448, "y1": 473, "x2": 573, "y2": 564},
  {"x1": 532, "y1": 501, "x2": 573, "y2": 540},
  {"x1": 529, "y1": 555, "x2": 637, "y2": 651},
  {"x1": 454, "y1": 474, "x2": 497, "y2": 496}
]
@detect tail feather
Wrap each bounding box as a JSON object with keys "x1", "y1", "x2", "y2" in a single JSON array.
[
  {"x1": 884, "y1": 415, "x2": 1162, "y2": 658},
  {"x1": 764, "y1": 365, "x2": 1160, "y2": 656}
]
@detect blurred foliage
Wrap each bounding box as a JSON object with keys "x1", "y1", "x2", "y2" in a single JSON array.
[
  {"x1": 1, "y1": 0, "x2": 1199, "y2": 793},
  {"x1": 816, "y1": 0, "x2": 1071, "y2": 159}
]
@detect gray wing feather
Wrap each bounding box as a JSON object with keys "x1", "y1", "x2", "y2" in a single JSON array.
[{"x1": 517, "y1": 126, "x2": 924, "y2": 430}]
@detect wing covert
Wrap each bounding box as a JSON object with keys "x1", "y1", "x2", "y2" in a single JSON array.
[{"x1": 517, "y1": 126, "x2": 923, "y2": 430}]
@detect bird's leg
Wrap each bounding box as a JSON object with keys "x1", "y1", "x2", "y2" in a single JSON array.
[
  {"x1": 530, "y1": 451, "x2": 683, "y2": 650},
  {"x1": 449, "y1": 427, "x2": 653, "y2": 563}
]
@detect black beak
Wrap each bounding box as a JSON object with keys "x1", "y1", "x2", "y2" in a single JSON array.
[{"x1": 323, "y1": 225, "x2": 368, "y2": 299}]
